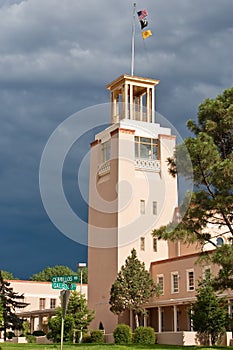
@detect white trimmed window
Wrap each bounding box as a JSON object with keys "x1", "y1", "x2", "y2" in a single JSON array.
[
  {"x1": 153, "y1": 238, "x2": 157, "y2": 252},
  {"x1": 135, "y1": 136, "x2": 159, "y2": 160},
  {"x1": 171, "y1": 272, "x2": 179, "y2": 293},
  {"x1": 157, "y1": 274, "x2": 164, "y2": 294},
  {"x1": 140, "y1": 237, "x2": 145, "y2": 251},
  {"x1": 140, "y1": 200, "x2": 145, "y2": 215},
  {"x1": 39, "y1": 298, "x2": 46, "y2": 310},
  {"x1": 50, "y1": 298, "x2": 56, "y2": 309},
  {"x1": 152, "y1": 201, "x2": 157, "y2": 215},
  {"x1": 101, "y1": 140, "x2": 111, "y2": 162},
  {"x1": 187, "y1": 269, "x2": 195, "y2": 291}
]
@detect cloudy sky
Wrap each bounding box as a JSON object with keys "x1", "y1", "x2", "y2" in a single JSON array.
[{"x1": 0, "y1": 0, "x2": 232, "y2": 279}]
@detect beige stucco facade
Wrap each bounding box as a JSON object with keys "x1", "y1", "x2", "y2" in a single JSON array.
[
  {"x1": 88, "y1": 75, "x2": 178, "y2": 333},
  {"x1": 0, "y1": 280, "x2": 87, "y2": 337},
  {"x1": 87, "y1": 74, "x2": 233, "y2": 345}
]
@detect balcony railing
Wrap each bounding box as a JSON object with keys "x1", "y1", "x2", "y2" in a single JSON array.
[
  {"x1": 97, "y1": 160, "x2": 111, "y2": 176},
  {"x1": 135, "y1": 158, "x2": 161, "y2": 172}
]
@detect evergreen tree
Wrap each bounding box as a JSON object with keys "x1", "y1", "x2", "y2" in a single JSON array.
[
  {"x1": 0, "y1": 270, "x2": 29, "y2": 341},
  {"x1": 48, "y1": 291, "x2": 94, "y2": 343},
  {"x1": 109, "y1": 249, "x2": 159, "y2": 328},
  {"x1": 152, "y1": 87, "x2": 233, "y2": 288},
  {"x1": 191, "y1": 271, "x2": 228, "y2": 345}
]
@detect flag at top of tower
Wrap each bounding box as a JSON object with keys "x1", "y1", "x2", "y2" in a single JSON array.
[{"x1": 137, "y1": 9, "x2": 148, "y2": 20}]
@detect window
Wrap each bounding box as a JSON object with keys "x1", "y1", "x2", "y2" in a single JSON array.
[
  {"x1": 216, "y1": 237, "x2": 224, "y2": 246},
  {"x1": 135, "y1": 136, "x2": 159, "y2": 160},
  {"x1": 187, "y1": 270, "x2": 195, "y2": 291},
  {"x1": 152, "y1": 201, "x2": 157, "y2": 215},
  {"x1": 39, "y1": 298, "x2": 46, "y2": 310},
  {"x1": 140, "y1": 200, "x2": 145, "y2": 215},
  {"x1": 101, "y1": 140, "x2": 111, "y2": 162},
  {"x1": 50, "y1": 299, "x2": 56, "y2": 309},
  {"x1": 140, "y1": 237, "x2": 145, "y2": 251},
  {"x1": 171, "y1": 272, "x2": 179, "y2": 293},
  {"x1": 157, "y1": 275, "x2": 164, "y2": 294},
  {"x1": 153, "y1": 238, "x2": 157, "y2": 252}
]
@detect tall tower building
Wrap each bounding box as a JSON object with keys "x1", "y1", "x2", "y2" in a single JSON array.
[{"x1": 88, "y1": 74, "x2": 178, "y2": 333}]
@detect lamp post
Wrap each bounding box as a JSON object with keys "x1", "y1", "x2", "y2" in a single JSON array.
[{"x1": 77, "y1": 262, "x2": 86, "y2": 343}]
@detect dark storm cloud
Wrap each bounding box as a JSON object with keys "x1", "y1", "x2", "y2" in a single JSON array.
[{"x1": 0, "y1": 0, "x2": 232, "y2": 278}]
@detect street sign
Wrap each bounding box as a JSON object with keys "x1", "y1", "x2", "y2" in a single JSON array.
[
  {"x1": 52, "y1": 282, "x2": 76, "y2": 290},
  {"x1": 51, "y1": 275, "x2": 80, "y2": 283}
]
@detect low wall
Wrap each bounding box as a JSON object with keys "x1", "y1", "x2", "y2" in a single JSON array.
[{"x1": 156, "y1": 331, "x2": 232, "y2": 346}]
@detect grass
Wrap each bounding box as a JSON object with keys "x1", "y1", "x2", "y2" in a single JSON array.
[{"x1": 0, "y1": 343, "x2": 230, "y2": 350}]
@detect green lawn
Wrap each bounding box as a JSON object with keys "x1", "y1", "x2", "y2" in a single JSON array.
[{"x1": 0, "y1": 343, "x2": 230, "y2": 350}]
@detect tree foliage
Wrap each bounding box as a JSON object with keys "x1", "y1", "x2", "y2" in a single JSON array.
[
  {"x1": 109, "y1": 249, "x2": 159, "y2": 328},
  {"x1": 152, "y1": 87, "x2": 233, "y2": 288},
  {"x1": 48, "y1": 291, "x2": 94, "y2": 343},
  {"x1": 29, "y1": 265, "x2": 77, "y2": 282},
  {"x1": 0, "y1": 271, "x2": 16, "y2": 280},
  {"x1": 0, "y1": 270, "x2": 28, "y2": 341},
  {"x1": 191, "y1": 271, "x2": 228, "y2": 345}
]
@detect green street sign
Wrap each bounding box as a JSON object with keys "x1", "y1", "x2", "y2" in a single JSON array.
[
  {"x1": 52, "y1": 282, "x2": 76, "y2": 291},
  {"x1": 51, "y1": 275, "x2": 80, "y2": 283}
]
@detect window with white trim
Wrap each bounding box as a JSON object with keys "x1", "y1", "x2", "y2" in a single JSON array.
[
  {"x1": 187, "y1": 269, "x2": 195, "y2": 291},
  {"x1": 50, "y1": 298, "x2": 56, "y2": 309},
  {"x1": 140, "y1": 200, "x2": 145, "y2": 215},
  {"x1": 135, "y1": 136, "x2": 159, "y2": 160},
  {"x1": 153, "y1": 238, "x2": 157, "y2": 252},
  {"x1": 101, "y1": 140, "x2": 111, "y2": 162},
  {"x1": 140, "y1": 237, "x2": 145, "y2": 251},
  {"x1": 152, "y1": 201, "x2": 157, "y2": 215},
  {"x1": 171, "y1": 272, "x2": 179, "y2": 293},
  {"x1": 39, "y1": 298, "x2": 46, "y2": 310},
  {"x1": 157, "y1": 274, "x2": 164, "y2": 294}
]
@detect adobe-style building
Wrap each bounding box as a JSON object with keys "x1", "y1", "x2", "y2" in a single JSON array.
[
  {"x1": 88, "y1": 74, "x2": 178, "y2": 332},
  {"x1": 87, "y1": 74, "x2": 233, "y2": 345},
  {"x1": 0, "y1": 280, "x2": 87, "y2": 338}
]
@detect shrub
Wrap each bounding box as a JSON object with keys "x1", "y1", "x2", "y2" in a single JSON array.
[
  {"x1": 90, "y1": 330, "x2": 104, "y2": 343},
  {"x1": 33, "y1": 330, "x2": 45, "y2": 336},
  {"x1": 6, "y1": 331, "x2": 15, "y2": 339},
  {"x1": 113, "y1": 323, "x2": 132, "y2": 344},
  {"x1": 26, "y1": 334, "x2": 36, "y2": 343},
  {"x1": 133, "y1": 326, "x2": 155, "y2": 344}
]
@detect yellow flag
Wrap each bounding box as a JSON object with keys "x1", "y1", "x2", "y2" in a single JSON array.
[{"x1": 142, "y1": 30, "x2": 152, "y2": 39}]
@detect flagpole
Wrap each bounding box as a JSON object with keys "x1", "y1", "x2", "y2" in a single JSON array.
[{"x1": 131, "y1": 3, "x2": 136, "y2": 76}]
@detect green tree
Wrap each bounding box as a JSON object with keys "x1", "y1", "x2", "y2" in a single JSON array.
[
  {"x1": 0, "y1": 270, "x2": 29, "y2": 341},
  {"x1": 77, "y1": 267, "x2": 88, "y2": 284},
  {"x1": 191, "y1": 271, "x2": 228, "y2": 345},
  {"x1": 48, "y1": 291, "x2": 94, "y2": 343},
  {"x1": 152, "y1": 87, "x2": 233, "y2": 288},
  {"x1": 109, "y1": 249, "x2": 159, "y2": 328},
  {"x1": 0, "y1": 271, "x2": 16, "y2": 280},
  {"x1": 29, "y1": 265, "x2": 77, "y2": 282}
]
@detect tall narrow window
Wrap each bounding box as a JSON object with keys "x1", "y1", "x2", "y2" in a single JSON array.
[
  {"x1": 50, "y1": 299, "x2": 56, "y2": 309},
  {"x1": 101, "y1": 140, "x2": 111, "y2": 162},
  {"x1": 153, "y1": 238, "x2": 157, "y2": 252},
  {"x1": 157, "y1": 275, "x2": 164, "y2": 294},
  {"x1": 140, "y1": 200, "x2": 145, "y2": 215},
  {"x1": 152, "y1": 201, "x2": 157, "y2": 215},
  {"x1": 187, "y1": 270, "x2": 195, "y2": 291},
  {"x1": 171, "y1": 272, "x2": 179, "y2": 293},
  {"x1": 39, "y1": 298, "x2": 46, "y2": 310},
  {"x1": 140, "y1": 237, "x2": 145, "y2": 251}
]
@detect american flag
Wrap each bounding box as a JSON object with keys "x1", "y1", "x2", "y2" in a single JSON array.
[{"x1": 137, "y1": 9, "x2": 148, "y2": 20}]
